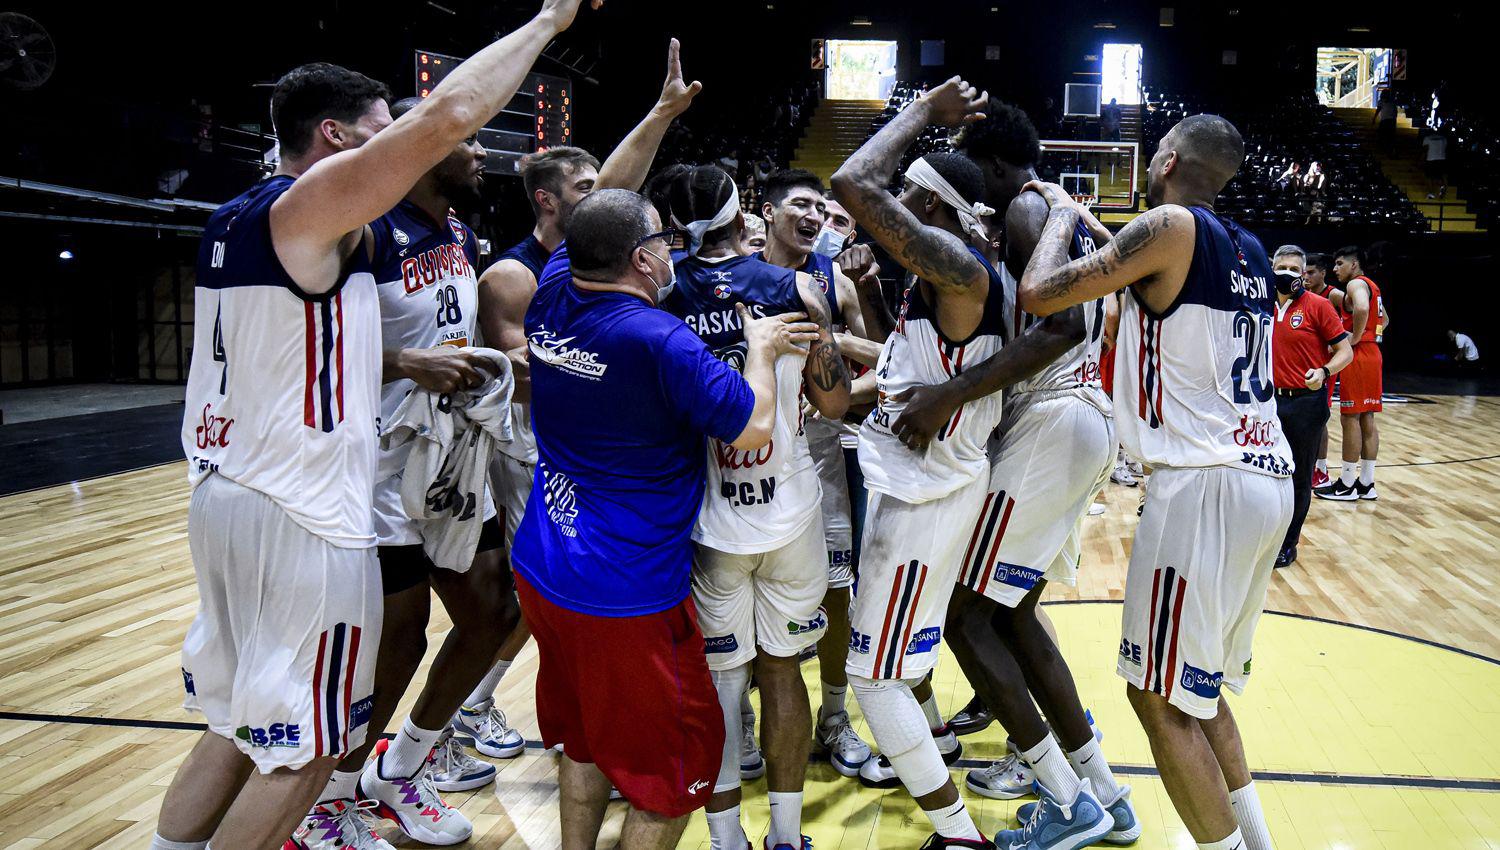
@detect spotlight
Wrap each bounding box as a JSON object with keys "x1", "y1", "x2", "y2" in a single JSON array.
[{"x1": 58, "y1": 250, "x2": 74, "y2": 260}]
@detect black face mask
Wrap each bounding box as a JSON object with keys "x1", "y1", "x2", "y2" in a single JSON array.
[{"x1": 1274, "y1": 269, "x2": 1304, "y2": 297}]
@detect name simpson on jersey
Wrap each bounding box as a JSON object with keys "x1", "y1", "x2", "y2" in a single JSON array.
[{"x1": 683, "y1": 304, "x2": 768, "y2": 336}]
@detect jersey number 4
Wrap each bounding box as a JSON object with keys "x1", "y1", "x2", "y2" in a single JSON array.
[{"x1": 1230, "y1": 310, "x2": 1274, "y2": 404}]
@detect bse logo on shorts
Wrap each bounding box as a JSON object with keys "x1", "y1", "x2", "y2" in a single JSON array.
[
  {"x1": 1118, "y1": 639, "x2": 1142, "y2": 666},
  {"x1": 905, "y1": 627, "x2": 942, "y2": 655},
  {"x1": 236, "y1": 722, "x2": 302, "y2": 749},
  {"x1": 786, "y1": 608, "x2": 828, "y2": 636},
  {"x1": 528, "y1": 325, "x2": 608, "y2": 379},
  {"x1": 540, "y1": 462, "x2": 579, "y2": 536},
  {"x1": 714, "y1": 283, "x2": 732, "y2": 300},
  {"x1": 1179, "y1": 663, "x2": 1224, "y2": 700},
  {"x1": 848, "y1": 628, "x2": 872, "y2": 654},
  {"x1": 705, "y1": 634, "x2": 740, "y2": 654}
]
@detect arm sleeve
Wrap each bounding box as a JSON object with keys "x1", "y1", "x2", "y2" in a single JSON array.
[{"x1": 657, "y1": 324, "x2": 755, "y2": 442}]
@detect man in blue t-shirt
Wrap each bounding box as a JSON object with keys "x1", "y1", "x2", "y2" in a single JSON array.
[{"x1": 510, "y1": 188, "x2": 817, "y2": 846}]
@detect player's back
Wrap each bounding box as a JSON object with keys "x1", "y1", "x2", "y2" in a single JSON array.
[
  {"x1": 1001, "y1": 219, "x2": 1109, "y2": 408},
  {"x1": 1338, "y1": 274, "x2": 1386, "y2": 344},
  {"x1": 1114, "y1": 206, "x2": 1290, "y2": 478},
  {"x1": 859, "y1": 248, "x2": 1007, "y2": 503},
  {"x1": 183, "y1": 175, "x2": 383, "y2": 547},
  {"x1": 663, "y1": 253, "x2": 818, "y2": 552}
]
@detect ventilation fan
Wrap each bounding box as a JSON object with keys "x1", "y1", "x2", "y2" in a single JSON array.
[{"x1": 0, "y1": 13, "x2": 56, "y2": 91}]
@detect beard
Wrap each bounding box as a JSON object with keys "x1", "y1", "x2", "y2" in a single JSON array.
[{"x1": 434, "y1": 166, "x2": 483, "y2": 208}]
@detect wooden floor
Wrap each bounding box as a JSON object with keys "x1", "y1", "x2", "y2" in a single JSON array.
[{"x1": 2, "y1": 396, "x2": 1498, "y2": 849}]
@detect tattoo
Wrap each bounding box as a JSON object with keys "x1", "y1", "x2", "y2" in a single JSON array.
[
  {"x1": 1031, "y1": 206, "x2": 1173, "y2": 306},
  {"x1": 809, "y1": 340, "x2": 850, "y2": 393}
]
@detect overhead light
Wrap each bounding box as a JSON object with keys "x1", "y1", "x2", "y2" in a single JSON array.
[
  {"x1": 851, "y1": 16, "x2": 872, "y2": 25},
  {"x1": 58, "y1": 250, "x2": 74, "y2": 260},
  {"x1": 1094, "y1": 21, "x2": 1117, "y2": 29},
  {"x1": 1349, "y1": 25, "x2": 1372, "y2": 32}
]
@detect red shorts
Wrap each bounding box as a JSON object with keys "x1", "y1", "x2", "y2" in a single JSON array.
[
  {"x1": 516, "y1": 573, "x2": 723, "y2": 818},
  {"x1": 1339, "y1": 342, "x2": 1383, "y2": 414},
  {"x1": 1100, "y1": 346, "x2": 1116, "y2": 396}
]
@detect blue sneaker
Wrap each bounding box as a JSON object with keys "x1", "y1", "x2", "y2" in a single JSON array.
[
  {"x1": 765, "y1": 835, "x2": 813, "y2": 850},
  {"x1": 428, "y1": 727, "x2": 497, "y2": 792},
  {"x1": 1013, "y1": 783, "x2": 1138, "y2": 847},
  {"x1": 994, "y1": 778, "x2": 1111, "y2": 850},
  {"x1": 1085, "y1": 710, "x2": 1103, "y2": 744}
]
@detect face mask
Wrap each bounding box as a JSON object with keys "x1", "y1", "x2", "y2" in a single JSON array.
[
  {"x1": 811, "y1": 226, "x2": 852, "y2": 259},
  {"x1": 640, "y1": 247, "x2": 676, "y2": 302},
  {"x1": 1274, "y1": 269, "x2": 1304, "y2": 297}
]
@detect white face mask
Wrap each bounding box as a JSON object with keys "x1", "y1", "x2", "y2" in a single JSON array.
[
  {"x1": 811, "y1": 226, "x2": 851, "y2": 259},
  {"x1": 640, "y1": 247, "x2": 676, "y2": 302}
]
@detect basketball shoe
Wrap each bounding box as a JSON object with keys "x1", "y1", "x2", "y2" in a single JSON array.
[
  {"x1": 285, "y1": 799, "x2": 394, "y2": 850},
  {"x1": 360, "y1": 740, "x2": 473, "y2": 845}
]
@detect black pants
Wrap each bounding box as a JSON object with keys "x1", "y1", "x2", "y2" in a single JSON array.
[{"x1": 1276, "y1": 389, "x2": 1329, "y2": 550}]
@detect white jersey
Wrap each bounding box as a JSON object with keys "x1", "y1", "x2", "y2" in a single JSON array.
[
  {"x1": 663, "y1": 253, "x2": 821, "y2": 553},
  {"x1": 859, "y1": 248, "x2": 1008, "y2": 503},
  {"x1": 1114, "y1": 206, "x2": 1292, "y2": 477},
  {"x1": 183, "y1": 175, "x2": 383, "y2": 548}
]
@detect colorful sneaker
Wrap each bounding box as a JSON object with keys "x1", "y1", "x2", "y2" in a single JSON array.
[
  {"x1": 741, "y1": 716, "x2": 766, "y2": 780},
  {"x1": 429, "y1": 727, "x2": 496, "y2": 792},
  {"x1": 965, "y1": 754, "x2": 1036, "y2": 800},
  {"x1": 360, "y1": 747, "x2": 473, "y2": 845},
  {"x1": 918, "y1": 833, "x2": 996, "y2": 850},
  {"x1": 285, "y1": 799, "x2": 394, "y2": 850},
  {"x1": 452, "y1": 698, "x2": 525, "y2": 759},
  {"x1": 996, "y1": 779, "x2": 1111, "y2": 850},
  {"x1": 1314, "y1": 480, "x2": 1359, "y2": 501},
  {"x1": 1311, "y1": 467, "x2": 1330, "y2": 489},
  {"x1": 1016, "y1": 785, "x2": 1140, "y2": 846},
  {"x1": 858, "y1": 726, "x2": 963, "y2": 788},
  {"x1": 949, "y1": 694, "x2": 994, "y2": 736},
  {"x1": 817, "y1": 710, "x2": 872, "y2": 776}
]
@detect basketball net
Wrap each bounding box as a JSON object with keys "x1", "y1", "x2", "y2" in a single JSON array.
[{"x1": 1072, "y1": 193, "x2": 1099, "y2": 209}]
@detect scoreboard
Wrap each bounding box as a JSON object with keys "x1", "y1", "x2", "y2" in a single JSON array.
[{"x1": 415, "y1": 50, "x2": 572, "y2": 175}]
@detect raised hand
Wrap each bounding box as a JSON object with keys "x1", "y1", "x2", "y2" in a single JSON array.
[
  {"x1": 654, "y1": 38, "x2": 703, "y2": 119},
  {"x1": 1021, "y1": 180, "x2": 1078, "y2": 210},
  {"x1": 920, "y1": 77, "x2": 988, "y2": 128},
  {"x1": 539, "y1": 0, "x2": 603, "y2": 33}
]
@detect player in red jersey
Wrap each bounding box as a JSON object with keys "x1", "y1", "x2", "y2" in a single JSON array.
[{"x1": 1316, "y1": 245, "x2": 1388, "y2": 502}]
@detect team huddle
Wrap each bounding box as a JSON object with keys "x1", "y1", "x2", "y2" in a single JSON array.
[{"x1": 150, "y1": 3, "x2": 1300, "y2": 850}]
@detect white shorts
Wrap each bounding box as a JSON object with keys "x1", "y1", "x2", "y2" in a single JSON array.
[
  {"x1": 807, "y1": 421, "x2": 855, "y2": 589},
  {"x1": 958, "y1": 393, "x2": 1114, "y2": 606},
  {"x1": 488, "y1": 451, "x2": 534, "y2": 548},
  {"x1": 182, "y1": 474, "x2": 382, "y2": 772},
  {"x1": 1117, "y1": 465, "x2": 1292, "y2": 720},
  {"x1": 372, "y1": 471, "x2": 497, "y2": 561},
  {"x1": 846, "y1": 474, "x2": 989, "y2": 681},
  {"x1": 692, "y1": 515, "x2": 829, "y2": 671}
]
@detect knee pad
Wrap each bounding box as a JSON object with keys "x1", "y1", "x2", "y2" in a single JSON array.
[
  {"x1": 711, "y1": 664, "x2": 751, "y2": 793},
  {"x1": 850, "y1": 675, "x2": 949, "y2": 797}
]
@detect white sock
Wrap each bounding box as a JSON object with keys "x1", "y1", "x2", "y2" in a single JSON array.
[
  {"x1": 768, "y1": 791, "x2": 804, "y2": 847},
  {"x1": 1020, "y1": 733, "x2": 1081, "y2": 800},
  {"x1": 320, "y1": 768, "x2": 362, "y2": 803},
  {"x1": 1360, "y1": 460, "x2": 1376, "y2": 486},
  {"x1": 924, "y1": 797, "x2": 982, "y2": 841},
  {"x1": 706, "y1": 805, "x2": 747, "y2": 850},
  {"x1": 740, "y1": 689, "x2": 754, "y2": 717},
  {"x1": 384, "y1": 717, "x2": 443, "y2": 779},
  {"x1": 465, "y1": 659, "x2": 511, "y2": 708},
  {"x1": 918, "y1": 692, "x2": 943, "y2": 731},
  {"x1": 1339, "y1": 461, "x2": 1358, "y2": 487},
  {"x1": 821, "y1": 681, "x2": 847, "y2": 720},
  {"x1": 1065, "y1": 737, "x2": 1122, "y2": 801},
  {"x1": 1229, "y1": 783, "x2": 1275, "y2": 850},
  {"x1": 149, "y1": 836, "x2": 209, "y2": 850},
  {"x1": 1314, "y1": 458, "x2": 1328, "y2": 475},
  {"x1": 1199, "y1": 827, "x2": 1247, "y2": 850}
]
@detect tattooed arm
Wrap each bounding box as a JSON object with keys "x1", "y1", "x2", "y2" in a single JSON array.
[
  {"x1": 797, "y1": 272, "x2": 852, "y2": 419},
  {"x1": 829, "y1": 78, "x2": 989, "y2": 295},
  {"x1": 1018, "y1": 182, "x2": 1195, "y2": 316}
]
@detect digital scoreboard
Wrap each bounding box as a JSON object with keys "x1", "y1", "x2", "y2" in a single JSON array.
[{"x1": 415, "y1": 50, "x2": 572, "y2": 175}]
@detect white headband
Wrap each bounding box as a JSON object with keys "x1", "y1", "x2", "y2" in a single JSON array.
[
  {"x1": 905, "y1": 156, "x2": 995, "y2": 242},
  {"x1": 671, "y1": 178, "x2": 742, "y2": 256}
]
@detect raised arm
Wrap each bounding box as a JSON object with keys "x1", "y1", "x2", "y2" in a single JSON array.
[
  {"x1": 796, "y1": 273, "x2": 851, "y2": 419},
  {"x1": 478, "y1": 259, "x2": 540, "y2": 403},
  {"x1": 594, "y1": 38, "x2": 701, "y2": 192},
  {"x1": 1018, "y1": 182, "x2": 1194, "y2": 317},
  {"x1": 829, "y1": 78, "x2": 989, "y2": 294},
  {"x1": 271, "y1": 0, "x2": 595, "y2": 293}
]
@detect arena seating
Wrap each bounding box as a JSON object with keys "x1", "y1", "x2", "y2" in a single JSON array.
[
  {"x1": 653, "y1": 82, "x2": 820, "y2": 203},
  {"x1": 1405, "y1": 100, "x2": 1500, "y2": 230}
]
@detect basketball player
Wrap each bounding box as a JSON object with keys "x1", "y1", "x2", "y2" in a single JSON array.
[
  {"x1": 830, "y1": 76, "x2": 1021, "y2": 850},
  {"x1": 1018, "y1": 113, "x2": 1292, "y2": 850},
  {"x1": 890, "y1": 100, "x2": 1137, "y2": 845},
  {"x1": 1302, "y1": 253, "x2": 1335, "y2": 489},
  {"x1": 1314, "y1": 246, "x2": 1387, "y2": 501},
  {"x1": 660, "y1": 164, "x2": 850, "y2": 850},
  {"x1": 150, "y1": 5, "x2": 597, "y2": 849},
  {"x1": 754, "y1": 168, "x2": 875, "y2": 777},
  {"x1": 460, "y1": 38, "x2": 702, "y2": 755},
  {"x1": 288, "y1": 95, "x2": 522, "y2": 850}
]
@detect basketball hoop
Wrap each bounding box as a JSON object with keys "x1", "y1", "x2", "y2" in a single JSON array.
[{"x1": 1072, "y1": 194, "x2": 1099, "y2": 209}]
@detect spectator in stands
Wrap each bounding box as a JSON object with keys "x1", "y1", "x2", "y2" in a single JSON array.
[
  {"x1": 1303, "y1": 161, "x2": 1325, "y2": 192},
  {"x1": 1276, "y1": 161, "x2": 1303, "y2": 193},
  {"x1": 1421, "y1": 128, "x2": 1448, "y2": 199},
  {"x1": 1374, "y1": 92, "x2": 1399, "y2": 154},
  {"x1": 1100, "y1": 97, "x2": 1121, "y2": 141}
]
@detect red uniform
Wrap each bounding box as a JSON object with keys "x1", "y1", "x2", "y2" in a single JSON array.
[
  {"x1": 1334, "y1": 275, "x2": 1385, "y2": 413},
  {"x1": 1273, "y1": 290, "x2": 1347, "y2": 389}
]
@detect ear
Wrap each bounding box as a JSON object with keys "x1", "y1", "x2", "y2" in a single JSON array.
[
  {"x1": 318, "y1": 118, "x2": 345, "y2": 150},
  {"x1": 925, "y1": 190, "x2": 941, "y2": 216},
  {"x1": 534, "y1": 188, "x2": 555, "y2": 214},
  {"x1": 761, "y1": 201, "x2": 774, "y2": 222},
  {"x1": 1162, "y1": 150, "x2": 1179, "y2": 178},
  {"x1": 628, "y1": 245, "x2": 654, "y2": 278}
]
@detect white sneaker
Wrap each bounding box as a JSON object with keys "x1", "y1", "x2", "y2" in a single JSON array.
[
  {"x1": 858, "y1": 725, "x2": 963, "y2": 788},
  {"x1": 964, "y1": 753, "x2": 1037, "y2": 800},
  {"x1": 360, "y1": 748, "x2": 473, "y2": 845},
  {"x1": 1087, "y1": 502, "x2": 1106, "y2": 516},
  {"x1": 286, "y1": 799, "x2": 395, "y2": 850},
  {"x1": 1110, "y1": 463, "x2": 1138, "y2": 487},
  {"x1": 429, "y1": 727, "x2": 497, "y2": 792},
  {"x1": 740, "y1": 716, "x2": 766, "y2": 780},
  {"x1": 816, "y1": 710, "x2": 872, "y2": 776},
  {"x1": 452, "y1": 698, "x2": 525, "y2": 758}
]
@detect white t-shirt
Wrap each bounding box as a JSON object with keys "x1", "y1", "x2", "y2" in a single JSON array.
[{"x1": 1455, "y1": 333, "x2": 1479, "y2": 361}]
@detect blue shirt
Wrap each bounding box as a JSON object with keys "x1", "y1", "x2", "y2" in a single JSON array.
[{"x1": 511, "y1": 247, "x2": 757, "y2": 616}]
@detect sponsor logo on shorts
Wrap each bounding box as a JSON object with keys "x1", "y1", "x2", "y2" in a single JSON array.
[
  {"x1": 1243, "y1": 658, "x2": 1252, "y2": 676},
  {"x1": 1179, "y1": 663, "x2": 1224, "y2": 700},
  {"x1": 787, "y1": 608, "x2": 828, "y2": 636},
  {"x1": 848, "y1": 628, "x2": 871, "y2": 654},
  {"x1": 181, "y1": 669, "x2": 195, "y2": 696},
  {"x1": 1118, "y1": 639, "x2": 1142, "y2": 666},
  {"x1": 993, "y1": 562, "x2": 1043, "y2": 591},
  {"x1": 828, "y1": 548, "x2": 853, "y2": 567},
  {"x1": 704, "y1": 634, "x2": 740, "y2": 654},
  {"x1": 350, "y1": 695, "x2": 374, "y2": 729},
  {"x1": 688, "y1": 779, "x2": 710, "y2": 795},
  {"x1": 236, "y1": 722, "x2": 302, "y2": 749},
  {"x1": 904, "y1": 626, "x2": 941, "y2": 655}
]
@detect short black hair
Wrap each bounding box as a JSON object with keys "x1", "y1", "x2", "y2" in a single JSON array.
[
  {"x1": 389, "y1": 96, "x2": 423, "y2": 121},
  {"x1": 271, "y1": 62, "x2": 391, "y2": 158},
  {"x1": 1335, "y1": 245, "x2": 1363, "y2": 265},
  {"x1": 762, "y1": 168, "x2": 825, "y2": 208},
  {"x1": 954, "y1": 98, "x2": 1041, "y2": 168},
  {"x1": 1170, "y1": 114, "x2": 1245, "y2": 191},
  {"x1": 644, "y1": 164, "x2": 693, "y2": 222},
  {"x1": 665, "y1": 165, "x2": 739, "y2": 247},
  {"x1": 566, "y1": 189, "x2": 656, "y2": 279},
  {"x1": 1306, "y1": 252, "x2": 1334, "y2": 275},
  {"x1": 917, "y1": 152, "x2": 987, "y2": 211}
]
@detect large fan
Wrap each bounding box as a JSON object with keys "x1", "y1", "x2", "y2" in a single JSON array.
[{"x1": 0, "y1": 13, "x2": 55, "y2": 91}]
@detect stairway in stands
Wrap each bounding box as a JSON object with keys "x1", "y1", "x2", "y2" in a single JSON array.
[
  {"x1": 1332, "y1": 107, "x2": 1486, "y2": 234},
  {"x1": 790, "y1": 99, "x2": 888, "y2": 184}
]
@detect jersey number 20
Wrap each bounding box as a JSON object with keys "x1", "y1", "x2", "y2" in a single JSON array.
[{"x1": 1230, "y1": 310, "x2": 1274, "y2": 403}]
